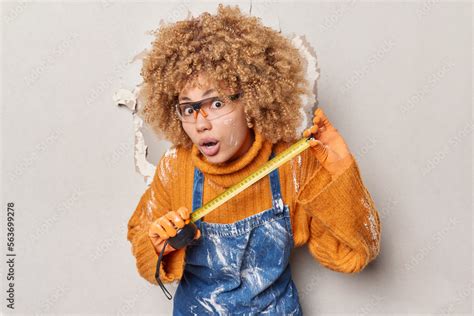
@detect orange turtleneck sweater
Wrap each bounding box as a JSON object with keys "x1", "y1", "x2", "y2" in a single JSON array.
[{"x1": 127, "y1": 130, "x2": 381, "y2": 285}]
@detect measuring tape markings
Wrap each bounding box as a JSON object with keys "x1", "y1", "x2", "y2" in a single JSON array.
[{"x1": 190, "y1": 136, "x2": 314, "y2": 223}]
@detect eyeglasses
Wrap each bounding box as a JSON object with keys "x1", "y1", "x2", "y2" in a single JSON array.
[{"x1": 175, "y1": 93, "x2": 242, "y2": 123}]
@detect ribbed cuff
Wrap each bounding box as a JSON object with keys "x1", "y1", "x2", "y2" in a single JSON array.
[{"x1": 133, "y1": 232, "x2": 179, "y2": 284}]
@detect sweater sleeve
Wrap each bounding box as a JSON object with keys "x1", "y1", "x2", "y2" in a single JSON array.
[
  {"x1": 295, "y1": 153, "x2": 381, "y2": 273},
  {"x1": 126, "y1": 150, "x2": 185, "y2": 285}
]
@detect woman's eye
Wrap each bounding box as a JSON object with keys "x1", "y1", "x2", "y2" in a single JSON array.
[
  {"x1": 183, "y1": 107, "x2": 194, "y2": 116},
  {"x1": 211, "y1": 100, "x2": 224, "y2": 109}
]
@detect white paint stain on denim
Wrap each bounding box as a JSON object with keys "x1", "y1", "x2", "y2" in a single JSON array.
[
  {"x1": 196, "y1": 284, "x2": 228, "y2": 315},
  {"x1": 242, "y1": 265, "x2": 266, "y2": 291},
  {"x1": 188, "y1": 305, "x2": 199, "y2": 316},
  {"x1": 264, "y1": 220, "x2": 288, "y2": 250},
  {"x1": 209, "y1": 234, "x2": 227, "y2": 264},
  {"x1": 206, "y1": 235, "x2": 240, "y2": 278},
  {"x1": 273, "y1": 195, "x2": 284, "y2": 211},
  {"x1": 260, "y1": 289, "x2": 277, "y2": 315}
]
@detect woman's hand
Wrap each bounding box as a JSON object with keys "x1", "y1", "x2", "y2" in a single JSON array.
[
  {"x1": 148, "y1": 206, "x2": 201, "y2": 256},
  {"x1": 303, "y1": 107, "x2": 354, "y2": 176}
]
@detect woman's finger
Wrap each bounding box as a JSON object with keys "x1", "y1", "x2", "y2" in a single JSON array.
[
  {"x1": 309, "y1": 139, "x2": 329, "y2": 163},
  {"x1": 312, "y1": 115, "x2": 322, "y2": 126},
  {"x1": 158, "y1": 217, "x2": 177, "y2": 237},
  {"x1": 314, "y1": 108, "x2": 333, "y2": 130},
  {"x1": 303, "y1": 124, "x2": 319, "y2": 138},
  {"x1": 177, "y1": 206, "x2": 190, "y2": 220},
  {"x1": 166, "y1": 211, "x2": 185, "y2": 229},
  {"x1": 149, "y1": 220, "x2": 169, "y2": 240}
]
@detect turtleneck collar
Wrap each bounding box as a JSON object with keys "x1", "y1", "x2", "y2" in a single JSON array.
[{"x1": 191, "y1": 129, "x2": 274, "y2": 188}]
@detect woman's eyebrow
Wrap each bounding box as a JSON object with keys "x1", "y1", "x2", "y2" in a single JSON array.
[{"x1": 179, "y1": 89, "x2": 216, "y2": 102}]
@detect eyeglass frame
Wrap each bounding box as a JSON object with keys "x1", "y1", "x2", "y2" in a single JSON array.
[{"x1": 175, "y1": 92, "x2": 243, "y2": 123}]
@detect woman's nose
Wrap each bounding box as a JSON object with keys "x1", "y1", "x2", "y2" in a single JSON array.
[{"x1": 195, "y1": 110, "x2": 212, "y2": 132}]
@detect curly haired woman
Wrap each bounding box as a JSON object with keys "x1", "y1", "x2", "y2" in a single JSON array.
[{"x1": 127, "y1": 4, "x2": 381, "y2": 315}]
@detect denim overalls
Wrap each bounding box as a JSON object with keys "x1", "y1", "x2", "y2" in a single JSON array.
[{"x1": 173, "y1": 152, "x2": 303, "y2": 315}]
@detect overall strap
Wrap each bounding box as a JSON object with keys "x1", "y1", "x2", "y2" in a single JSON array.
[
  {"x1": 268, "y1": 151, "x2": 284, "y2": 213},
  {"x1": 192, "y1": 167, "x2": 204, "y2": 213},
  {"x1": 191, "y1": 167, "x2": 204, "y2": 228}
]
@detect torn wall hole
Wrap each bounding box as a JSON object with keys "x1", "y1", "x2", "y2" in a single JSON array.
[
  {"x1": 289, "y1": 33, "x2": 321, "y2": 135},
  {"x1": 114, "y1": 87, "x2": 172, "y2": 186}
]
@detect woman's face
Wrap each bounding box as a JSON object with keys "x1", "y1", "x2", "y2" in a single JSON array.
[{"x1": 179, "y1": 74, "x2": 254, "y2": 164}]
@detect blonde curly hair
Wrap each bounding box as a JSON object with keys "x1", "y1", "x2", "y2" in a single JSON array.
[{"x1": 138, "y1": 3, "x2": 311, "y2": 149}]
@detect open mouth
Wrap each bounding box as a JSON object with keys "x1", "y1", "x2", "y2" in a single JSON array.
[
  {"x1": 203, "y1": 141, "x2": 218, "y2": 147},
  {"x1": 199, "y1": 141, "x2": 220, "y2": 157}
]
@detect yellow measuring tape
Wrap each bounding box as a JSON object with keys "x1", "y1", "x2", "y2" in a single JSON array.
[{"x1": 190, "y1": 135, "x2": 315, "y2": 222}]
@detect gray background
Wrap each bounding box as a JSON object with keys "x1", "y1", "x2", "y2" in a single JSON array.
[{"x1": 1, "y1": 1, "x2": 472, "y2": 315}]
